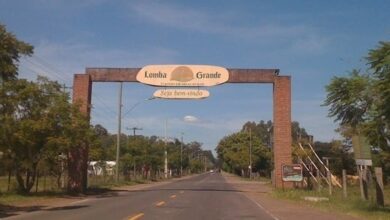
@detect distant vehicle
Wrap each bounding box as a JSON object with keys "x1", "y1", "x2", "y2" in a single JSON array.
[{"x1": 209, "y1": 169, "x2": 214, "y2": 173}]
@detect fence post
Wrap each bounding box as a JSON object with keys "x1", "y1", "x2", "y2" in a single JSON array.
[
  {"x1": 35, "y1": 170, "x2": 39, "y2": 193},
  {"x1": 342, "y1": 169, "x2": 347, "y2": 198},
  {"x1": 327, "y1": 169, "x2": 332, "y2": 195},
  {"x1": 374, "y1": 167, "x2": 385, "y2": 207},
  {"x1": 316, "y1": 168, "x2": 321, "y2": 192},
  {"x1": 7, "y1": 170, "x2": 11, "y2": 192},
  {"x1": 362, "y1": 167, "x2": 369, "y2": 200}
]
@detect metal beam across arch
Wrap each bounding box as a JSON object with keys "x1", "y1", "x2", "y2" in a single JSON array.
[{"x1": 71, "y1": 67, "x2": 292, "y2": 193}]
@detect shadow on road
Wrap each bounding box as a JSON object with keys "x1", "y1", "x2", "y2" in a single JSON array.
[
  {"x1": 123, "y1": 188, "x2": 269, "y2": 194},
  {"x1": 47, "y1": 205, "x2": 89, "y2": 211},
  {"x1": 0, "y1": 203, "x2": 89, "y2": 218},
  {"x1": 0, "y1": 204, "x2": 46, "y2": 218}
]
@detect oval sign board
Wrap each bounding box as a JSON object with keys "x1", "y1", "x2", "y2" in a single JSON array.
[
  {"x1": 153, "y1": 89, "x2": 210, "y2": 99},
  {"x1": 137, "y1": 65, "x2": 229, "y2": 87}
]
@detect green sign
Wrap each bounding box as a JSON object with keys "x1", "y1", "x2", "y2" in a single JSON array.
[{"x1": 352, "y1": 135, "x2": 371, "y2": 160}]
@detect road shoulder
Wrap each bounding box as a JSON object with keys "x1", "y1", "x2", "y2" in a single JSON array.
[
  {"x1": 222, "y1": 172, "x2": 362, "y2": 220},
  {"x1": 0, "y1": 174, "x2": 201, "y2": 218}
]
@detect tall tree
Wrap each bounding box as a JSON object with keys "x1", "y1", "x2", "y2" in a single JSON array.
[
  {"x1": 216, "y1": 131, "x2": 269, "y2": 176},
  {"x1": 367, "y1": 41, "x2": 390, "y2": 150},
  {"x1": 324, "y1": 41, "x2": 390, "y2": 178},
  {"x1": 0, "y1": 76, "x2": 88, "y2": 193},
  {"x1": 367, "y1": 41, "x2": 390, "y2": 123},
  {"x1": 0, "y1": 24, "x2": 33, "y2": 81},
  {"x1": 323, "y1": 70, "x2": 373, "y2": 129}
]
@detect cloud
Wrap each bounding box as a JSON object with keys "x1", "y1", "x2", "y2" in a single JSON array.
[
  {"x1": 183, "y1": 115, "x2": 199, "y2": 123},
  {"x1": 128, "y1": 1, "x2": 329, "y2": 53},
  {"x1": 130, "y1": 2, "x2": 304, "y2": 37},
  {"x1": 290, "y1": 34, "x2": 330, "y2": 53}
]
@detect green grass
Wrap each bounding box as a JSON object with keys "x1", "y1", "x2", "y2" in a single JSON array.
[
  {"x1": 0, "y1": 175, "x2": 64, "y2": 193},
  {"x1": 239, "y1": 175, "x2": 272, "y2": 183},
  {"x1": 0, "y1": 174, "x2": 167, "y2": 206},
  {"x1": 87, "y1": 176, "x2": 150, "y2": 189},
  {"x1": 0, "y1": 191, "x2": 67, "y2": 206},
  {"x1": 272, "y1": 185, "x2": 390, "y2": 220}
]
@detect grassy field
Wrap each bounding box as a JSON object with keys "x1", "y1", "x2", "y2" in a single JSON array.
[
  {"x1": 0, "y1": 174, "x2": 155, "y2": 192},
  {"x1": 272, "y1": 184, "x2": 390, "y2": 220},
  {"x1": 0, "y1": 175, "x2": 67, "y2": 193},
  {"x1": 0, "y1": 174, "x2": 162, "y2": 206}
]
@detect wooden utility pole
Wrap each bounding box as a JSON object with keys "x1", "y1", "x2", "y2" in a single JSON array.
[
  {"x1": 115, "y1": 82, "x2": 123, "y2": 183},
  {"x1": 164, "y1": 119, "x2": 168, "y2": 179},
  {"x1": 249, "y1": 128, "x2": 252, "y2": 179},
  {"x1": 127, "y1": 127, "x2": 143, "y2": 136},
  {"x1": 181, "y1": 132, "x2": 184, "y2": 177}
]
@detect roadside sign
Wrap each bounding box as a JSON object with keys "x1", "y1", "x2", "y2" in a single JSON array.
[
  {"x1": 355, "y1": 159, "x2": 372, "y2": 166},
  {"x1": 153, "y1": 89, "x2": 210, "y2": 99},
  {"x1": 282, "y1": 164, "x2": 303, "y2": 182},
  {"x1": 352, "y1": 135, "x2": 371, "y2": 160},
  {"x1": 136, "y1": 65, "x2": 229, "y2": 87}
]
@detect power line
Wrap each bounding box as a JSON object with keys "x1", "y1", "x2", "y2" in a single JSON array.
[
  {"x1": 90, "y1": 108, "x2": 116, "y2": 121},
  {"x1": 92, "y1": 93, "x2": 117, "y2": 115},
  {"x1": 23, "y1": 57, "x2": 70, "y2": 83},
  {"x1": 32, "y1": 55, "x2": 73, "y2": 81}
]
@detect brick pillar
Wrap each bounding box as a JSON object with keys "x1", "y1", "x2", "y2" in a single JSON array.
[
  {"x1": 72, "y1": 74, "x2": 92, "y2": 115},
  {"x1": 69, "y1": 74, "x2": 92, "y2": 194},
  {"x1": 273, "y1": 76, "x2": 292, "y2": 188}
]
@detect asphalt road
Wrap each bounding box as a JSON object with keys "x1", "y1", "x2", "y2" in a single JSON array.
[{"x1": 6, "y1": 173, "x2": 275, "y2": 220}]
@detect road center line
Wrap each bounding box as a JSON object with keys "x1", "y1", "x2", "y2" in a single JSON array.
[
  {"x1": 179, "y1": 190, "x2": 184, "y2": 194},
  {"x1": 128, "y1": 213, "x2": 144, "y2": 220},
  {"x1": 170, "y1": 195, "x2": 177, "y2": 199},
  {"x1": 156, "y1": 201, "x2": 166, "y2": 207},
  {"x1": 70, "y1": 198, "x2": 90, "y2": 204}
]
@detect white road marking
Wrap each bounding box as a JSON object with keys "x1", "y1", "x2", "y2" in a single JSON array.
[{"x1": 246, "y1": 196, "x2": 280, "y2": 220}]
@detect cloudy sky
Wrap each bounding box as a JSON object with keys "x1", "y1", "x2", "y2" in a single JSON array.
[{"x1": 1, "y1": 0, "x2": 389, "y2": 151}]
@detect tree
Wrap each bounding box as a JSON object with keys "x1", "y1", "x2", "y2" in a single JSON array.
[
  {"x1": 367, "y1": 42, "x2": 390, "y2": 125},
  {"x1": 0, "y1": 75, "x2": 96, "y2": 193},
  {"x1": 324, "y1": 41, "x2": 390, "y2": 180},
  {"x1": 314, "y1": 140, "x2": 356, "y2": 175},
  {"x1": 242, "y1": 120, "x2": 273, "y2": 146},
  {"x1": 0, "y1": 76, "x2": 82, "y2": 193},
  {"x1": 216, "y1": 131, "x2": 269, "y2": 176},
  {"x1": 0, "y1": 24, "x2": 33, "y2": 81},
  {"x1": 323, "y1": 70, "x2": 373, "y2": 130}
]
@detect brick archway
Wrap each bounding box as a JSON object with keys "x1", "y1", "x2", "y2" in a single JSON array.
[{"x1": 71, "y1": 68, "x2": 292, "y2": 193}]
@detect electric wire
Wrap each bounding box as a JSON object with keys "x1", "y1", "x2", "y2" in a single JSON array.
[
  {"x1": 19, "y1": 57, "x2": 119, "y2": 140},
  {"x1": 23, "y1": 57, "x2": 70, "y2": 83}
]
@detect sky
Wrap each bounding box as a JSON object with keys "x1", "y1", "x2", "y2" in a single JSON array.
[{"x1": 0, "y1": 0, "x2": 389, "y2": 152}]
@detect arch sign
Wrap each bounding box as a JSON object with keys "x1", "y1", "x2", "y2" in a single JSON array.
[
  {"x1": 136, "y1": 65, "x2": 228, "y2": 99},
  {"x1": 137, "y1": 65, "x2": 229, "y2": 87},
  {"x1": 72, "y1": 66, "x2": 292, "y2": 192}
]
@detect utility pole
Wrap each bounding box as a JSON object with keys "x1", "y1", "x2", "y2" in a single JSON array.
[
  {"x1": 180, "y1": 132, "x2": 184, "y2": 177},
  {"x1": 62, "y1": 84, "x2": 72, "y2": 92},
  {"x1": 249, "y1": 128, "x2": 252, "y2": 179},
  {"x1": 127, "y1": 127, "x2": 143, "y2": 136},
  {"x1": 115, "y1": 82, "x2": 123, "y2": 182},
  {"x1": 164, "y1": 119, "x2": 168, "y2": 179},
  {"x1": 204, "y1": 154, "x2": 207, "y2": 172}
]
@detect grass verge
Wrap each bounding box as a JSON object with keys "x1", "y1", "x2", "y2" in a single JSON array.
[
  {"x1": 0, "y1": 176, "x2": 169, "y2": 207},
  {"x1": 272, "y1": 185, "x2": 390, "y2": 220}
]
